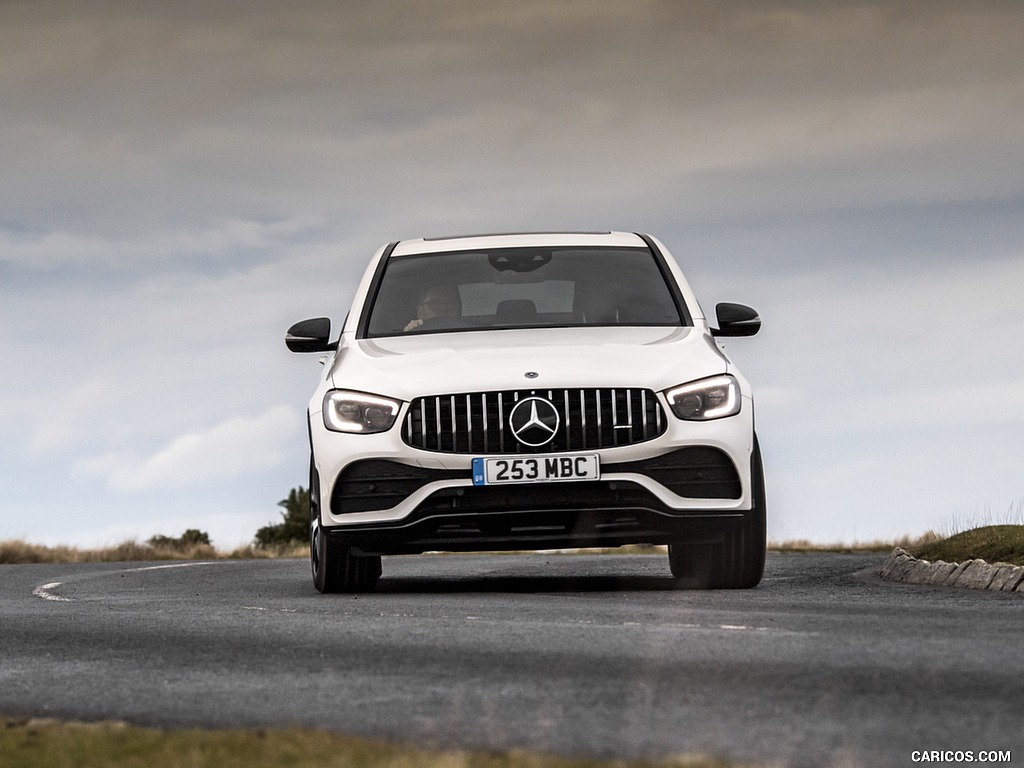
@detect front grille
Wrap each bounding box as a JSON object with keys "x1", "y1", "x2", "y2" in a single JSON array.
[{"x1": 403, "y1": 388, "x2": 666, "y2": 454}]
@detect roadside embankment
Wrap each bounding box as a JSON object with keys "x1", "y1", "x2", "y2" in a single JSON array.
[{"x1": 880, "y1": 547, "x2": 1024, "y2": 593}]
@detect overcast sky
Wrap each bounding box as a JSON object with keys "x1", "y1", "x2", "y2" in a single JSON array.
[{"x1": 2, "y1": 0, "x2": 1023, "y2": 550}]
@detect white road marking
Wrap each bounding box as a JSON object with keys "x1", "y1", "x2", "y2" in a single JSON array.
[
  {"x1": 31, "y1": 561, "x2": 225, "y2": 602},
  {"x1": 127, "y1": 561, "x2": 221, "y2": 572},
  {"x1": 32, "y1": 582, "x2": 71, "y2": 602}
]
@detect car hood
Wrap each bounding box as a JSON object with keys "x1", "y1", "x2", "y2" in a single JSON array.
[{"x1": 329, "y1": 327, "x2": 732, "y2": 400}]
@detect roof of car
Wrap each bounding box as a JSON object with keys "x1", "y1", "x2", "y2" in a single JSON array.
[{"x1": 390, "y1": 231, "x2": 648, "y2": 256}]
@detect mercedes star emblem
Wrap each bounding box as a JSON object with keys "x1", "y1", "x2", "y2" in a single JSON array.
[{"x1": 508, "y1": 397, "x2": 560, "y2": 447}]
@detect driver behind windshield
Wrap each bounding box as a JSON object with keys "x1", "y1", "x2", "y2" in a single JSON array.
[{"x1": 404, "y1": 285, "x2": 461, "y2": 332}]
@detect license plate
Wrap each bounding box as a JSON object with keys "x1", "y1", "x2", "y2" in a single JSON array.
[{"x1": 472, "y1": 454, "x2": 600, "y2": 486}]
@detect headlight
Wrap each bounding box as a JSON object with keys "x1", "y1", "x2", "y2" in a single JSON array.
[
  {"x1": 665, "y1": 375, "x2": 740, "y2": 420},
  {"x1": 323, "y1": 390, "x2": 401, "y2": 433}
]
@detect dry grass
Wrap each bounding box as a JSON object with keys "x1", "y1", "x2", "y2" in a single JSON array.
[
  {"x1": 7, "y1": 525, "x2": 1018, "y2": 566},
  {"x1": 0, "y1": 539, "x2": 305, "y2": 565},
  {"x1": 769, "y1": 530, "x2": 944, "y2": 554},
  {"x1": 3, "y1": 535, "x2": 957, "y2": 565},
  {"x1": 0, "y1": 718, "x2": 752, "y2": 768}
]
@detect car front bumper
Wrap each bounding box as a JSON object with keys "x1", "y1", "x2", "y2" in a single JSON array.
[{"x1": 311, "y1": 392, "x2": 757, "y2": 552}]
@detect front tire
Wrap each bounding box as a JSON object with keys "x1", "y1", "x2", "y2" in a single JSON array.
[
  {"x1": 668, "y1": 437, "x2": 766, "y2": 589},
  {"x1": 309, "y1": 462, "x2": 381, "y2": 594}
]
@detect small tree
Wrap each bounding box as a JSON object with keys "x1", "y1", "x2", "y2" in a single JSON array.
[
  {"x1": 147, "y1": 529, "x2": 212, "y2": 553},
  {"x1": 255, "y1": 486, "x2": 310, "y2": 549}
]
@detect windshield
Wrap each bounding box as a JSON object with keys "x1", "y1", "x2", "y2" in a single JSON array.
[{"x1": 362, "y1": 246, "x2": 688, "y2": 337}]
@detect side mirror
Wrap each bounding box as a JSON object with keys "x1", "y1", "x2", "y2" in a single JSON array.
[
  {"x1": 712, "y1": 303, "x2": 761, "y2": 337},
  {"x1": 285, "y1": 317, "x2": 336, "y2": 353}
]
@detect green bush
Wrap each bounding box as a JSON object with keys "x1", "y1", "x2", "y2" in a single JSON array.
[
  {"x1": 254, "y1": 487, "x2": 309, "y2": 549},
  {"x1": 147, "y1": 529, "x2": 211, "y2": 552}
]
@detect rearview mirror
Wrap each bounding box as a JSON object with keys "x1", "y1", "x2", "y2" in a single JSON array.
[
  {"x1": 285, "y1": 317, "x2": 335, "y2": 353},
  {"x1": 712, "y1": 303, "x2": 761, "y2": 337}
]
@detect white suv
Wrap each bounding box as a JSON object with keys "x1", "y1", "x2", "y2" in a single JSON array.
[{"x1": 286, "y1": 232, "x2": 764, "y2": 592}]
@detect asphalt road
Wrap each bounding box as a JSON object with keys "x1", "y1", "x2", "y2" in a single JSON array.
[{"x1": 2, "y1": 552, "x2": 1022, "y2": 767}]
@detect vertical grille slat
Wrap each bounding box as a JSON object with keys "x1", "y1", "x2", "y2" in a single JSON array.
[
  {"x1": 403, "y1": 388, "x2": 667, "y2": 454},
  {"x1": 622, "y1": 391, "x2": 630, "y2": 444},
  {"x1": 563, "y1": 390, "x2": 571, "y2": 448},
  {"x1": 481, "y1": 393, "x2": 489, "y2": 452},
  {"x1": 579, "y1": 390, "x2": 588, "y2": 449},
  {"x1": 453, "y1": 397, "x2": 460, "y2": 451},
  {"x1": 436, "y1": 399, "x2": 444, "y2": 454},
  {"x1": 498, "y1": 393, "x2": 506, "y2": 453}
]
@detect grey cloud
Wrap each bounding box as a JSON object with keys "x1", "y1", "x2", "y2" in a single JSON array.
[{"x1": 3, "y1": 1, "x2": 1022, "y2": 241}]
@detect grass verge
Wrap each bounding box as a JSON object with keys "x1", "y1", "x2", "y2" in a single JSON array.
[
  {"x1": 2, "y1": 536, "x2": 934, "y2": 565},
  {"x1": 909, "y1": 525, "x2": 1024, "y2": 566},
  {"x1": 0, "y1": 719, "x2": 750, "y2": 768},
  {"x1": 0, "y1": 539, "x2": 305, "y2": 565},
  {"x1": 767, "y1": 533, "x2": 935, "y2": 554}
]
